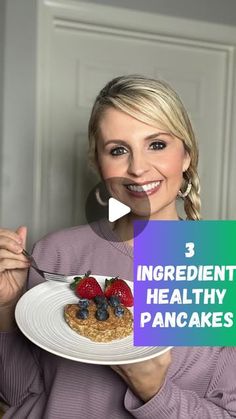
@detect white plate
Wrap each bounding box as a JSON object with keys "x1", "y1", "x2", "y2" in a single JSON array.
[{"x1": 15, "y1": 276, "x2": 172, "y2": 365}]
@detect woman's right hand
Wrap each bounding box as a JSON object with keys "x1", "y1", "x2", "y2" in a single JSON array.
[{"x1": 0, "y1": 226, "x2": 30, "y2": 307}]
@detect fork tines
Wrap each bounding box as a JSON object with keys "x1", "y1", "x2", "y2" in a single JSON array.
[{"x1": 44, "y1": 272, "x2": 68, "y2": 282}]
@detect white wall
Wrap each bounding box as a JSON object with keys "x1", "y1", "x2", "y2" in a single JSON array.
[
  {"x1": 0, "y1": 0, "x2": 37, "y2": 248},
  {"x1": 0, "y1": 1, "x2": 5, "y2": 220},
  {"x1": 85, "y1": 0, "x2": 236, "y2": 26}
]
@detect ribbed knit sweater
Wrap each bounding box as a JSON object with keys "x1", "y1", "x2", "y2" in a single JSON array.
[{"x1": 0, "y1": 220, "x2": 236, "y2": 418}]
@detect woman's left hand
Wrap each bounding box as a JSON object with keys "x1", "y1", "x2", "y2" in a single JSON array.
[{"x1": 111, "y1": 349, "x2": 172, "y2": 402}]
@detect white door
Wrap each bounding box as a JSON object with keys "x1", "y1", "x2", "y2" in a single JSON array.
[{"x1": 27, "y1": 1, "x2": 236, "y2": 241}]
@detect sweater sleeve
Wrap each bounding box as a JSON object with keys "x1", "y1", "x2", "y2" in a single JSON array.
[
  {"x1": 124, "y1": 347, "x2": 236, "y2": 418},
  {"x1": 0, "y1": 232, "x2": 70, "y2": 407},
  {"x1": 0, "y1": 330, "x2": 44, "y2": 406},
  {"x1": 0, "y1": 242, "x2": 49, "y2": 406}
]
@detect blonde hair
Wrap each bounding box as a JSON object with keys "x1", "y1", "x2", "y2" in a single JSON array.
[{"x1": 88, "y1": 75, "x2": 201, "y2": 220}]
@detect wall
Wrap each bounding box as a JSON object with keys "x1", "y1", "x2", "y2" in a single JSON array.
[
  {"x1": 0, "y1": 1, "x2": 6, "y2": 223},
  {"x1": 85, "y1": 0, "x2": 236, "y2": 26},
  {"x1": 0, "y1": 0, "x2": 37, "y2": 248}
]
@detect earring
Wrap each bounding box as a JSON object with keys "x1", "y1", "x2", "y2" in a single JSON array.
[{"x1": 178, "y1": 179, "x2": 192, "y2": 198}]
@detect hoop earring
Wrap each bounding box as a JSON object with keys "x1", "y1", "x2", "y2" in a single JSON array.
[{"x1": 178, "y1": 179, "x2": 192, "y2": 198}]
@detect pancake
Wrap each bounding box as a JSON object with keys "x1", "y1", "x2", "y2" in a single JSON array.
[{"x1": 64, "y1": 300, "x2": 133, "y2": 343}]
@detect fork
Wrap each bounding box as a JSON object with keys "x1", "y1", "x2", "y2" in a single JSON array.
[{"x1": 22, "y1": 249, "x2": 70, "y2": 283}]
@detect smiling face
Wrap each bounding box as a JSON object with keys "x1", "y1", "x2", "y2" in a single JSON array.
[{"x1": 96, "y1": 107, "x2": 190, "y2": 220}]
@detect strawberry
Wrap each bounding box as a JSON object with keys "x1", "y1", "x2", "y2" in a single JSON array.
[
  {"x1": 104, "y1": 277, "x2": 133, "y2": 307},
  {"x1": 73, "y1": 271, "x2": 104, "y2": 299}
]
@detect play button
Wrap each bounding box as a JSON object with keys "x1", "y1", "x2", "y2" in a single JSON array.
[
  {"x1": 85, "y1": 177, "x2": 150, "y2": 242},
  {"x1": 108, "y1": 198, "x2": 131, "y2": 222}
]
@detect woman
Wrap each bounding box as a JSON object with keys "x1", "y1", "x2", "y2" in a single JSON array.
[{"x1": 0, "y1": 75, "x2": 235, "y2": 418}]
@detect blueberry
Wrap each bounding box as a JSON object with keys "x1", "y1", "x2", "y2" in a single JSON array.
[
  {"x1": 97, "y1": 301, "x2": 108, "y2": 310},
  {"x1": 78, "y1": 298, "x2": 89, "y2": 309},
  {"x1": 95, "y1": 308, "x2": 109, "y2": 321},
  {"x1": 76, "y1": 308, "x2": 89, "y2": 320},
  {"x1": 114, "y1": 306, "x2": 125, "y2": 318},
  {"x1": 94, "y1": 295, "x2": 107, "y2": 305},
  {"x1": 109, "y1": 296, "x2": 120, "y2": 307}
]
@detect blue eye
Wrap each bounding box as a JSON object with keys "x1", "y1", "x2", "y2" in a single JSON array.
[
  {"x1": 110, "y1": 146, "x2": 127, "y2": 156},
  {"x1": 149, "y1": 141, "x2": 166, "y2": 150}
]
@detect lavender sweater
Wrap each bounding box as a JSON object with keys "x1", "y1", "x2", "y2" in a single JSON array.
[{"x1": 1, "y1": 220, "x2": 236, "y2": 418}]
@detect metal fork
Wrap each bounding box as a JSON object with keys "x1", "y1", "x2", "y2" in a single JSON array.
[{"x1": 22, "y1": 249, "x2": 69, "y2": 282}]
